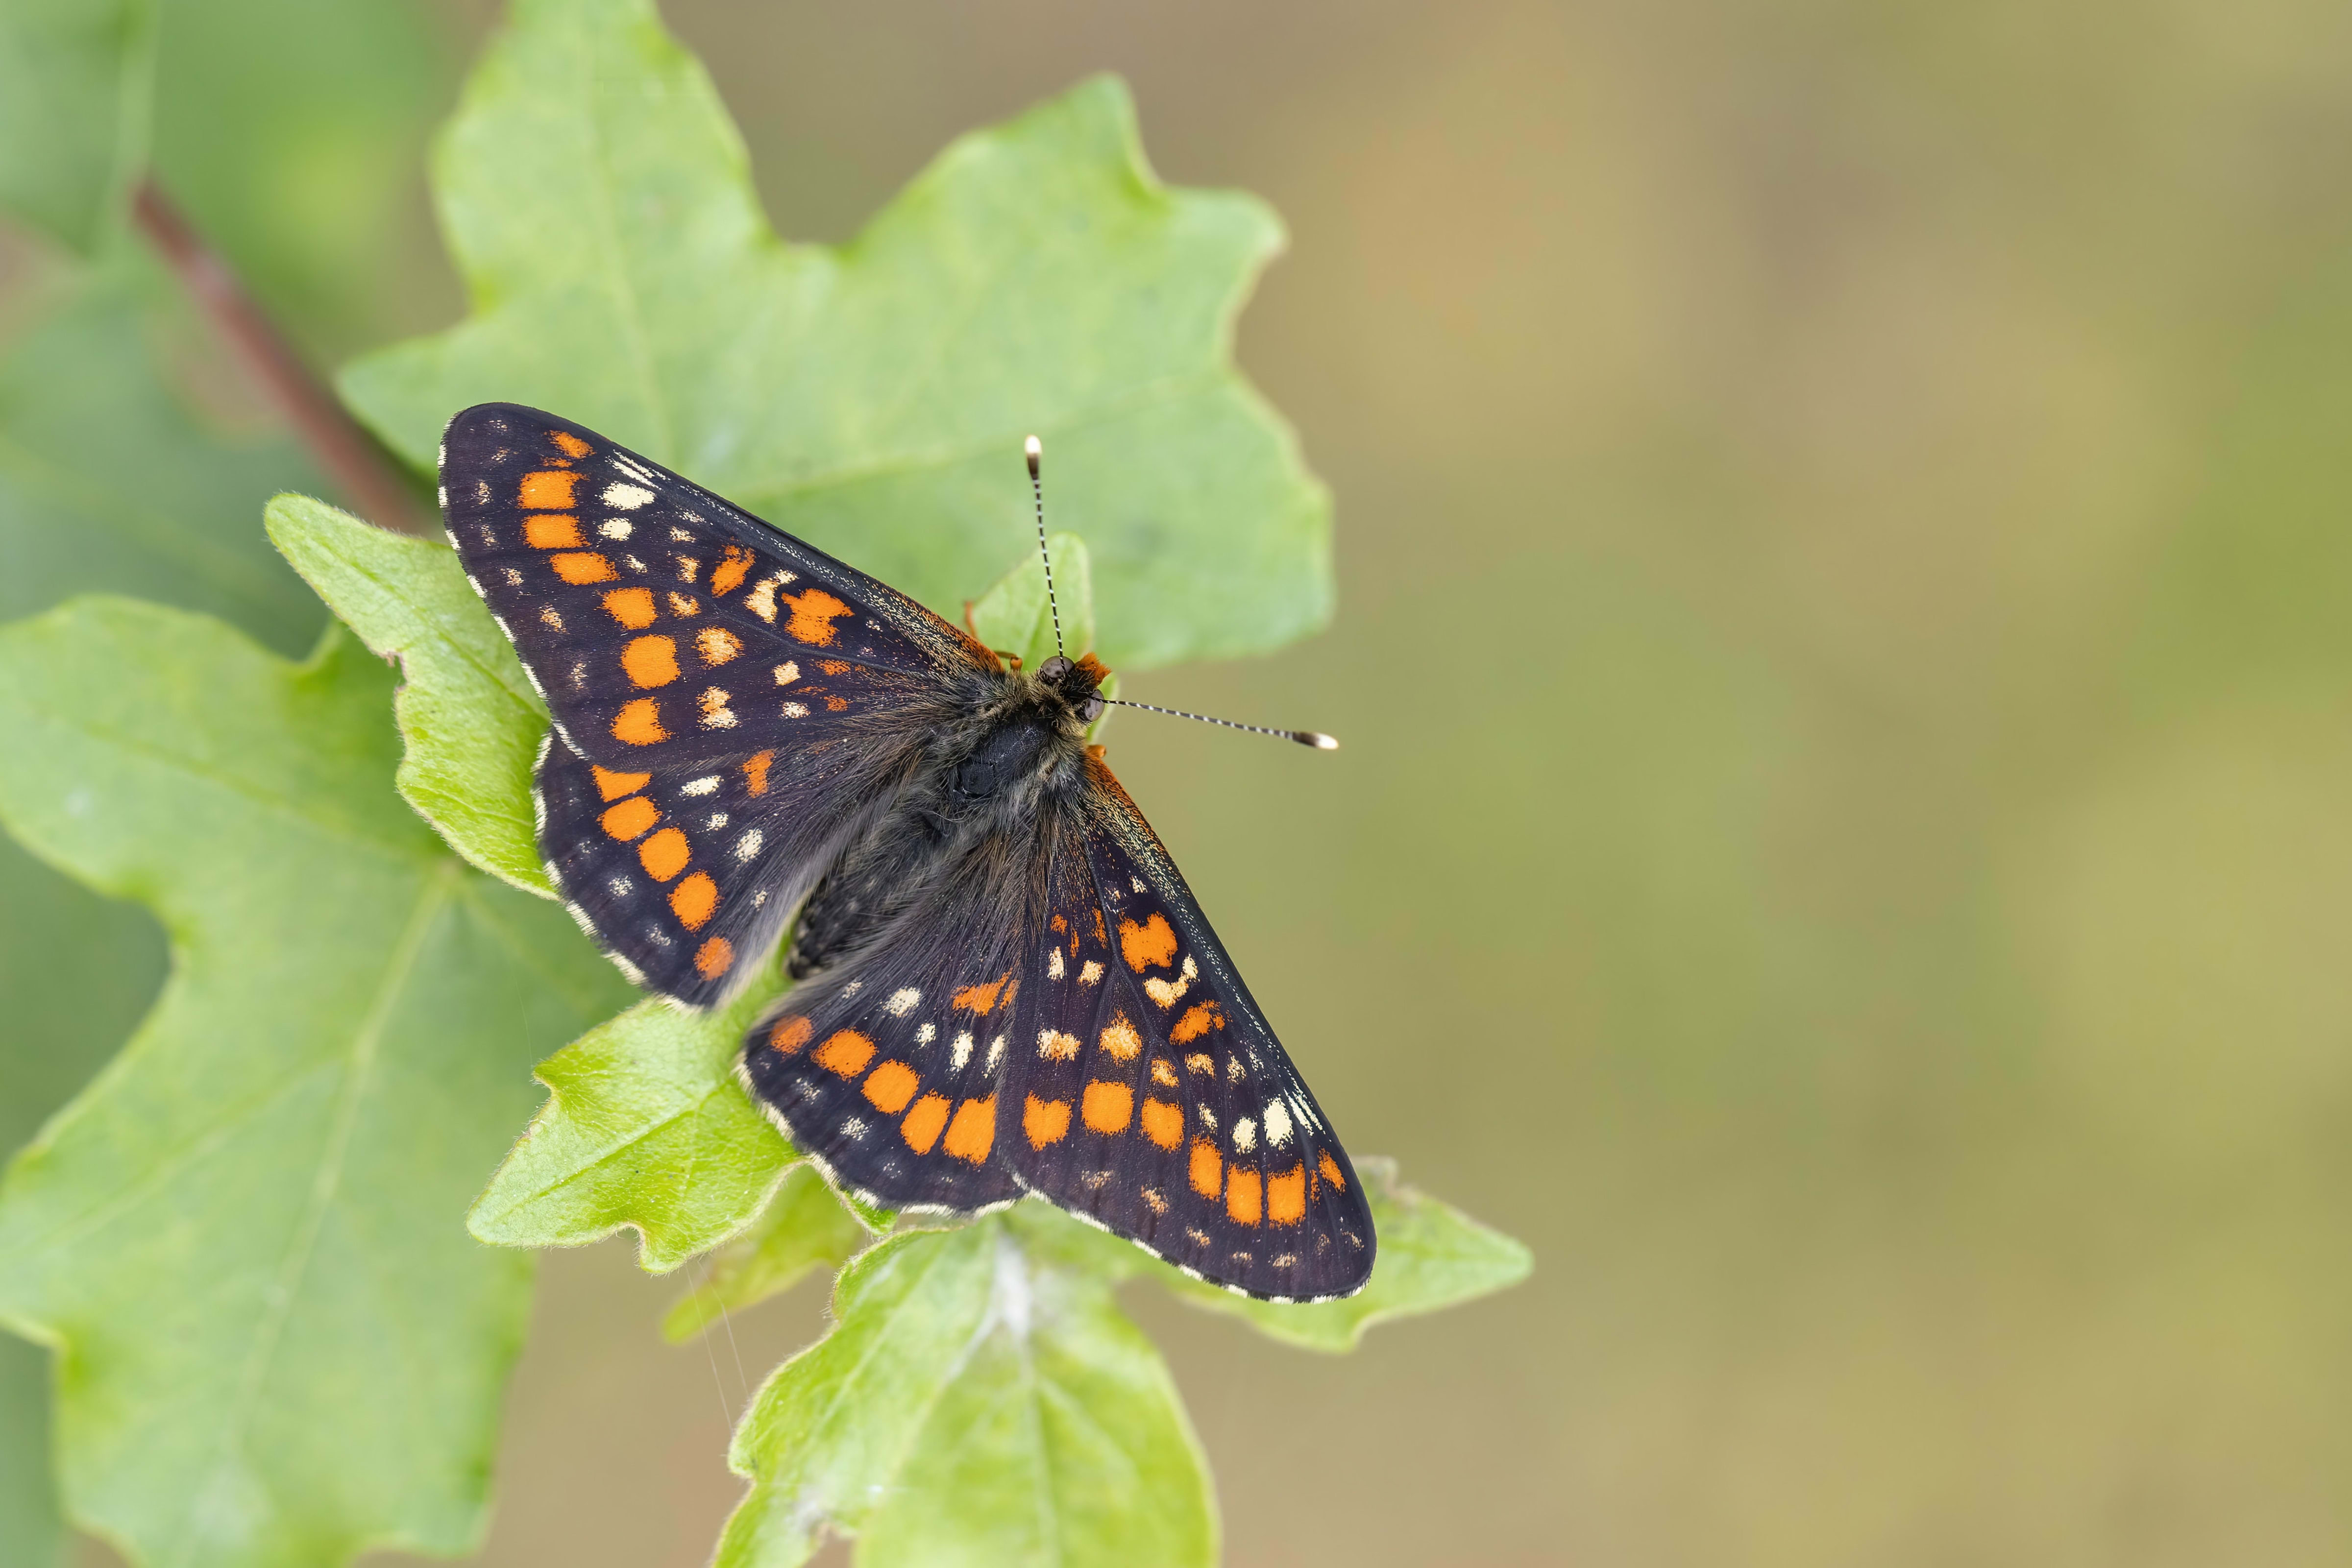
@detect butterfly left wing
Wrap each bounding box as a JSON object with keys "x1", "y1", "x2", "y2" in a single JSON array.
[
  {"x1": 998, "y1": 757, "x2": 1376, "y2": 1302},
  {"x1": 438, "y1": 403, "x2": 997, "y2": 1003}
]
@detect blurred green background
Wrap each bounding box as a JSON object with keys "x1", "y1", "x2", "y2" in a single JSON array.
[{"x1": 11, "y1": 0, "x2": 2352, "y2": 1563}]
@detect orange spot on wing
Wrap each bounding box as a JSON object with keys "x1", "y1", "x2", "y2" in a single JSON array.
[
  {"x1": 1081, "y1": 1081, "x2": 1133, "y2": 1134},
  {"x1": 952, "y1": 972, "x2": 1010, "y2": 1013},
  {"x1": 902, "y1": 1093, "x2": 951, "y2": 1153},
  {"x1": 637, "y1": 827, "x2": 690, "y2": 881},
  {"x1": 1024, "y1": 1095, "x2": 1071, "y2": 1148},
  {"x1": 599, "y1": 796, "x2": 659, "y2": 841},
  {"x1": 551, "y1": 552, "x2": 617, "y2": 584},
  {"x1": 612, "y1": 699, "x2": 667, "y2": 746},
  {"x1": 862, "y1": 1060, "x2": 920, "y2": 1114},
  {"x1": 519, "y1": 470, "x2": 579, "y2": 509},
  {"x1": 693, "y1": 937, "x2": 733, "y2": 979},
  {"x1": 710, "y1": 546, "x2": 753, "y2": 596},
  {"x1": 742, "y1": 750, "x2": 773, "y2": 796},
  {"x1": 695, "y1": 626, "x2": 742, "y2": 665},
  {"x1": 603, "y1": 587, "x2": 657, "y2": 628},
  {"x1": 622, "y1": 634, "x2": 680, "y2": 688},
  {"x1": 1098, "y1": 1013, "x2": 1141, "y2": 1062},
  {"x1": 591, "y1": 766, "x2": 650, "y2": 801},
  {"x1": 942, "y1": 1096, "x2": 996, "y2": 1163},
  {"x1": 1317, "y1": 1151, "x2": 1346, "y2": 1191},
  {"x1": 523, "y1": 513, "x2": 582, "y2": 549},
  {"x1": 814, "y1": 1029, "x2": 876, "y2": 1078},
  {"x1": 769, "y1": 1015, "x2": 813, "y2": 1054},
  {"x1": 819, "y1": 660, "x2": 850, "y2": 675},
  {"x1": 1267, "y1": 1164, "x2": 1306, "y2": 1225},
  {"x1": 1120, "y1": 914, "x2": 1176, "y2": 972},
  {"x1": 669, "y1": 871, "x2": 718, "y2": 929},
  {"x1": 1226, "y1": 1168, "x2": 1262, "y2": 1226},
  {"x1": 1170, "y1": 1002, "x2": 1223, "y2": 1044},
  {"x1": 549, "y1": 430, "x2": 592, "y2": 458},
  {"x1": 781, "y1": 588, "x2": 854, "y2": 646},
  {"x1": 1140, "y1": 1098, "x2": 1183, "y2": 1149},
  {"x1": 1189, "y1": 1139, "x2": 1222, "y2": 1198}
]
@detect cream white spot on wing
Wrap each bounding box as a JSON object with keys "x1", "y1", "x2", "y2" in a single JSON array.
[
  {"x1": 705, "y1": 812, "x2": 729, "y2": 830},
  {"x1": 1263, "y1": 1099, "x2": 1294, "y2": 1148},
  {"x1": 539, "y1": 606, "x2": 564, "y2": 630},
  {"x1": 1132, "y1": 877, "x2": 1146, "y2": 893},
  {"x1": 1228, "y1": 1057, "x2": 1247, "y2": 1084},
  {"x1": 751, "y1": 889, "x2": 768, "y2": 908},
  {"x1": 608, "y1": 876, "x2": 633, "y2": 897},
  {"x1": 842, "y1": 980, "x2": 862, "y2": 995},
  {"x1": 603, "y1": 482, "x2": 656, "y2": 510},
  {"x1": 598, "y1": 519, "x2": 632, "y2": 539},
  {"x1": 1199, "y1": 1105, "x2": 1218, "y2": 1132},
  {"x1": 1144, "y1": 975, "x2": 1188, "y2": 1007},
  {"x1": 986, "y1": 1035, "x2": 1005, "y2": 1072},
  {"x1": 951, "y1": 1031, "x2": 974, "y2": 1070},
  {"x1": 1048, "y1": 947, "x2": 1065, "y2": 980},
  {"x1": 1182, "y1": 955, "x2": 1198, "y2": 981},
  {"x1": 734, "y1": 828, "x2": 763, "y2": 861},
  {"x1": 772, "y1": 661, "x2": 799, "y2": 685},
  {"x1": 1232, "y1": 1117, "x2": 1257, "y2": 1153},
  {"x1": 782, "y1": 701, "x2": 809, "y2": 719},
  {"x1": 916, "y1": 1021, "x2": 937, "y2": 1045},
  {"x1": 884, "y1": 987, "x2": 922, "y2": 1017},
  {"x1": 682, "y1": 775, "x2": 719, "y2": 796},
  {"x1": 1038, "y1": 1030, "x2": 1079, "y2": 1061},
  {"x1": 699, "y1": 687, "x2": 736, "y2": 728},
  {"x1": 1078, "y1": 960, "x2": 1103, "y2": 987}
]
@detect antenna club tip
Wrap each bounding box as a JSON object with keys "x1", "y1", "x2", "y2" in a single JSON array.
[
  {"x1": 1024, "y1": 434, "x2": 1042, "y2": 476},
  {"x1": 1295, "y1": 731, "x2": 1340, "y2": 750}
]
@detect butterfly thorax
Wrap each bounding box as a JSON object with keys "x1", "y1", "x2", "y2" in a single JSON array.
[{"x1": 787, "y1": 651, "x2": 1110, "y2": 979}]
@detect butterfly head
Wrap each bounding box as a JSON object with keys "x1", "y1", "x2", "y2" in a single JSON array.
[{"x1": 1036, "y1": 652, "x2": 1111, "y2": 725}]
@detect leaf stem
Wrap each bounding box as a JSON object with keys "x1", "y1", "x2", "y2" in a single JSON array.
[{"x1": 130, "y1": 176, "x2": 430, "y2": 536}]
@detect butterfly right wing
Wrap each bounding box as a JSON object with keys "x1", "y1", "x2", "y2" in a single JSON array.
[{"x1": 1000, "y1": 758, "x2": 1377, "y2": 1302}]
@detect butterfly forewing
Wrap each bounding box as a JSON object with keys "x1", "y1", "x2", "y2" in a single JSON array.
[
  {"x1": 441, "y1": 404, "x2": 991, "y2": 1000},
  {"x1": 1002, "y1": 761, "x2": 1375, "y2": 1301}
]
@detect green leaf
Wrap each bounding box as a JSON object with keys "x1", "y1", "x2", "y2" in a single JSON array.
[
  {"x1": 717, "y1": 1212, "x2": 1215, "y2": 1568},
  {"x1": 341, "y1": 0, "x2": 1330, "y2": 672},
  {"x1": 0, "y1": 598, "x2": 635, "y2": 1568},
  {"x1": 467, "y1": 983, "x2": 799, "y2": 1273},
  {"x1": 0, "y1": 0, "x2": 151, "y2": 253},
  {"x1": 1157, "y1": 1157, "x2": 1532, "y2": 1352},
  {"x1": 969, "y1": 530, "x2": 1097, "y2": 671},
  {"x1": 661, "y1": 1161, "x2": 869, "y2": 1343},
  {"x1": 265, "y1": 493, "x2": 550, "y2": 893}
]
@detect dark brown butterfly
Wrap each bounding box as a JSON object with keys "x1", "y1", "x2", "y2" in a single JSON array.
[{"x1": 440, "y1": 404, "x2": 1373, "y2": 1301}]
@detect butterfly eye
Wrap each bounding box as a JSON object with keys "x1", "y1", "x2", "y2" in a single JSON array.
[
  {"x1": 1078, "y1": 695, "x2": 1105, "y2": 723},
  {"x1": 1038, "y1": 655, "x2": 1074, "y2": 682}
]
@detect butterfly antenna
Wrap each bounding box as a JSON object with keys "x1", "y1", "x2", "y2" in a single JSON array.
[
  {"x1": 1104, "y1": 697, "x2": 1339, "y2": 750},
  {"x1": 1025, "y1": 434, "x2": 1063, "y2": 658}
]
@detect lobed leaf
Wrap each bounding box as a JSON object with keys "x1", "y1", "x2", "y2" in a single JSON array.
[
  {"x1": 467, "y1": 982, "x2": 795, "y2": 1273},
  {"x1": 662, "y1": 1161, "x2": 871, "y2": 1343},
  {"x1": 716, "y1": 1215, "x2": 1215, "y2": 1568},
  {"x1": 0, "y1": 599, "x2": 635, "y2": 1568},
  {"x1": 339, "y1": 0, "x2": 1331, "y2": 672},
  {"x1": 266, "y1": 493, "x2": 549, "y2": 894}
]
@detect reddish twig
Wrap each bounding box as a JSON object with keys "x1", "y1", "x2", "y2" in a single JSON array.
[{"x1": 131, "y1": 177, "x2": 430, "y2": 536}]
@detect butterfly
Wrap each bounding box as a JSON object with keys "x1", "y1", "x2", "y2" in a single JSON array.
[{"x1": 439, "y1": 403, "x2": 1374, "y2": 1302}]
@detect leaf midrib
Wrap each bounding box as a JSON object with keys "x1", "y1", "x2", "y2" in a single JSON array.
[{"x1": 172, "y1": 858, "x2": 460, "y2": 1565}]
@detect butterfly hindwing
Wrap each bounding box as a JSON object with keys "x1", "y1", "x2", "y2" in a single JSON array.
[
  {"x1": 737, "y1": 831, "x2": 1036, "y2": 1214},
  {"x1": 440, "y1": 404, "x2": 993, "y2": 1000},
  {"x1": 1000, "y1": 759, "x2": 1376, "y2": 1302}
]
